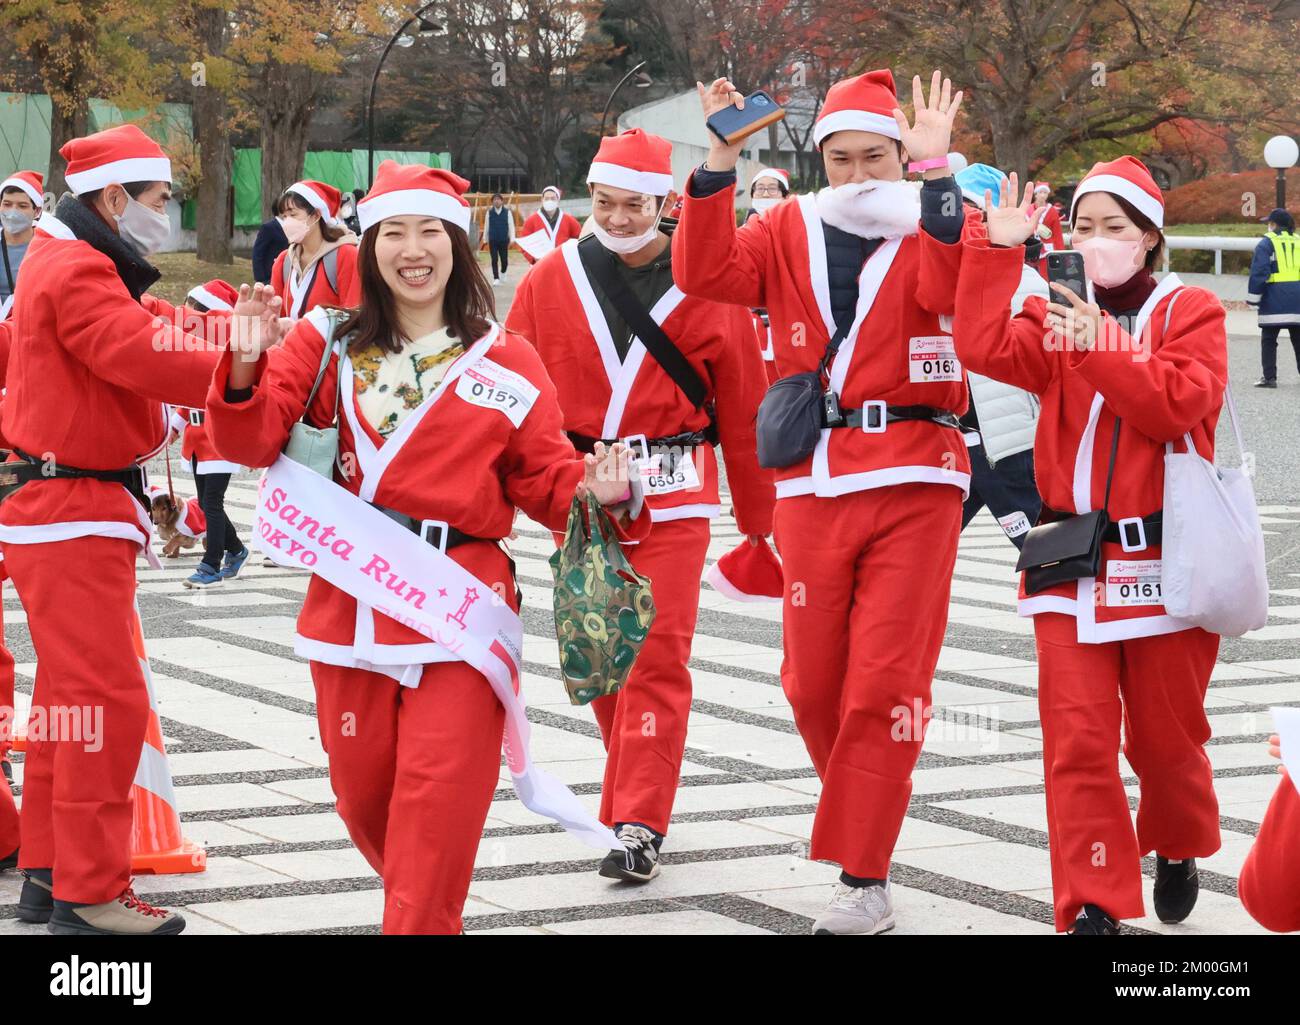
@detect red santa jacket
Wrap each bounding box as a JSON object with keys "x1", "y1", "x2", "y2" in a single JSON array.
[
  {"x1": 1035, "y1": 205, "x2": 1066, "y2": 278},
  {"x1": 954, "y1": 240, "x2": 1228, "y2": 642},
  {"x1": 0, "y1": 215, "x2": 221, "y2": 556},
  {"x1": 1239, "y1": 773, "x2": 1300, "y2": 933},
  {"x1": 270, "y1": 239, "x2": 361, "y2": 320},
  {"x1": 519, "y1": 210, "x2": 583, "y2": 265},
  {"x1": 169, "y1": 406, "x2": 241, "y2": 474},
  {"x1": 506, "y1": 239, "x2": 775, "y2": 537},
  {"x1": 672, "y1": 177, "x2": 975, "y2": 502},
  {"x1": 207, "y1": 307, "x2": 649, "y2": 670}
]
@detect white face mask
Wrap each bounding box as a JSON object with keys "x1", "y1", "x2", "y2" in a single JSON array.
[
  {"x1": 0, "y1": 209, "x2": 34, "y2": 235},
  {"x1": 542, "y1": 199, "x2": 559, "y2": 213},
  {"x1": 278, "y1": 215, "x2": 311, "y2": 246},
  {"x1": 115, "y1": 193, "x2": 171, "y2": 256},
  {"x1": 591, "y1": 196, "x2": 666, "y2": 255},
  {"x1": 751, "y1": 197, "x2": 779, "y2": 215}
]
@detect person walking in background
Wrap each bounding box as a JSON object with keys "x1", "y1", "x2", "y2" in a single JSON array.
[
  {"x1": 518, "y1": 186, "x2": 582, "y2": 264},
  {"x1": 484, "y1": 193, "x2": 515, "y2": 282},
  {"x1": 1248, "y1": 207, "x2": 1300, "y2": 388},
  {"x1": 252, "y1": 215, "x2": 288, "y2": 286}
]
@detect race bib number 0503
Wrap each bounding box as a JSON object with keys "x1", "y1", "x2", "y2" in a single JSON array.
[
  {"x1": 909, "y1": 336, "x2": 962, "y2": 384},
  {"x1": 455, "y1": 357, "x2": 540, "y2": 428}
]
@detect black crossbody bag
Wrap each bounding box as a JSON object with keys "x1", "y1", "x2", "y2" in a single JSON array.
[
  {"x1": 1016, "y1": 419, "x2": 1122, "y2": 594},
  {"x1": 754, "y1": 322, "x2": 848, "y2": 469}
]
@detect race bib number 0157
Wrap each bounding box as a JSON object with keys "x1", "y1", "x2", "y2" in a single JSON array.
[
  {"x1": 455, "y1": 358, "x2": 540, "y2": 428},
  {"x1": 909, "y1": 336, "x2": 962, "y2": 383},
  {"x1": 1105, "y1": 559, "x2": 1164, "y2": 607}
]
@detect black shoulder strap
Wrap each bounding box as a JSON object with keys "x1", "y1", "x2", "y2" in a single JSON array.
[
  {"x1": 1100, "y1": 418, "x2": 1122, "y2": 517},
  {"x1": 577, "y1": 234, "x2": 708, "y2": 410},
  {"x1": 0, "y1": 235, "x2": 12, "y2": 295}
]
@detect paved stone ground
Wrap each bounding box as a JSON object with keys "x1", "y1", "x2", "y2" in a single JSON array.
[{"x1": 0, "y1": 293, "x2": 1295, "y2": 936}]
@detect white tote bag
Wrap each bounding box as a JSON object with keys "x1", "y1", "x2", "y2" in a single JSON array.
[{"x1": 1160, "y1": 378, "x2": 1268, "y2": 637}]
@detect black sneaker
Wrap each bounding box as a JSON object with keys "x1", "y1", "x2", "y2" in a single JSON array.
[
  {"x1": 1153, "y1": 856, "x2": 1199, "y2": 923},
  {"x1": 1068, "y1": 904, "x2": 1120, "y2": 934},
  {"x1": 17, "y1": 867, "x2": 53, "y2": 924},
  {"x1": 1, "y1": 757, "x2": 11, "y2": 783},
  {"x1": 598, "y1": 823, "x2": 662, "y2": 883},
  {"x1": 0, "y1": 847, "x2": 16, "y2": 872},
  {"x1": 1254, "y1": 377, "x2": 1278, "y2": 388}
]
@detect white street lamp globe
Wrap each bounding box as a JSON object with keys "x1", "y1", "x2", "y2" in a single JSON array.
[{"x1": 1264, "y1": 136, "x2": 1298, "y2": 169}]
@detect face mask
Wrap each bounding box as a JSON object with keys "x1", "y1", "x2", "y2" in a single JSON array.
[
  {"x1": 1073, "y1": 236, "x2": 1146, "y2": 288},
  {"x1": 278, "y1": 215, "x2": 311, "y2": 246},
  {"x1": 591, "y1": 197, "x2": 666, "y2": 255},
  {"x1": 751, "y1": 197, "x2": 779, "y2": 215},
  {"x1": 1, "y1": 210, "x2": 34, "y2": 235},
  {"x1": 542, "y1": 199, "x2": 559, "y2": 213},
  {"x1": 115, "y1": 194, "x2": 171, "y2": 256}
]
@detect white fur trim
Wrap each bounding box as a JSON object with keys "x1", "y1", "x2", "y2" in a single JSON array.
[
  {"x1": 1070, "y1": 174, "x2": 1164, "y2": 228},
  {"x1": 648, "y1": 504, "x2": 720, "y2": 523},
  {"x1": 65, "y1": 156, "x2": 171, "y2": 195},
  {"x1": 358, "y1": 188, "x2": 471, "y2": 233},
  {"x1": 813, "y1": 109, "x2": 900, "y2": 147},
  {"x1": 288, "y1": 182, "x2": 338, "y2": 226},
  {"x1": 586, "y1": 162, "x2": 674, "y2": 198},
  {"x1": 187, "y1": 286, "x2": 232, "y2": 312},
  {"x1": 705, "y1": 560, "x2": 782, "y2": 603},
  {"x1": 36, "y1": 215, "x2": 76, "y2": 241},
  {"x1": 0, "y1": 176, "x2": 41, "y2": 207}
]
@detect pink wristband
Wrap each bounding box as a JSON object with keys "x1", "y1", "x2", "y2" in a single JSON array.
[
  {"x1": 907, "y1": 156, "x2": 950, "y2": 173},
  {"x1": 615, "y1": 486, "x2": 632, "y2": 503}
]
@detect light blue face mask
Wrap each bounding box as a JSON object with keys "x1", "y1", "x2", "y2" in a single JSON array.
[{"x1": 0, "y1": 209, "x2": 34, "y2": 235}]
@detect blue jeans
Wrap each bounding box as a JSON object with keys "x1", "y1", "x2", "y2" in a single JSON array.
[{"x1": 961, "y1": 445, "x2": 1041, "y2": 549}]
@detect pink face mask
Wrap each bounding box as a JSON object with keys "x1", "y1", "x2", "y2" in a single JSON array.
[
  {"x1": 277, "y1": 215, "x2": 311, "y2": 246},
  {"x1": 1073, "y1": 236, "x2": 1146, "y2": 288}
]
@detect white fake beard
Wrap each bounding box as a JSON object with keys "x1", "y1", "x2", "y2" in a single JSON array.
[{"x1": 814, "y1": 178, "x2": 922, "y2": 239}]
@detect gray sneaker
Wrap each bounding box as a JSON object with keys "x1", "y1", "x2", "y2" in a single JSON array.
[
  {"x1": 812, "y1": 880, "x2": 896, "y2": 935},
  {"x1": 49, "y1": 887, "x2": 186, "y2": 935}
]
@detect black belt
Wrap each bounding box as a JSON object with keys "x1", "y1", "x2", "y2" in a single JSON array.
[
  {"x1": 566, "y1": 425, "x2": 719, "y2": 456},
  {"x1": 1041, "y1": 506, "x2": 1163, "y2": 549},
  {"x1": 370, "y1": 504, "x2": 496, "y2": 553},
  {"x1": 3, "y1": 449, "x2": 149, "y2": 507},
  {"x1": 824, "y1": 403, "x2": 963, "y2": 432}
]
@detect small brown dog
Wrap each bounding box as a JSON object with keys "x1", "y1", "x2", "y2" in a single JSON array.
[{"x1": 151, "y1": 493, "x2": 205, "y2": 558}]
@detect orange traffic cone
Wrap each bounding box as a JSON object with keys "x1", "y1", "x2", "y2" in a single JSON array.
[{"x1": 128, "y1": 601, "x2": 206, "y2": 875}]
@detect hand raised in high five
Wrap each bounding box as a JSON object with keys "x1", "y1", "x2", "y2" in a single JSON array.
[
  {"x1": 984, "y1": 173, "x2": 1048, "y2": 248},
  {"x1": 891, "y1": 70, "x2": 963, "y2": 166},
  {"x1": 696, "y1": 77, "x2": 747, "y2": 173},
  {"x1": 230, "y1": 283, "x2": 285, "y2": 363}
]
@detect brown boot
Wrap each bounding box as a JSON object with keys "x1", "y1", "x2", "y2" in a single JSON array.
[{"x1": 49, "y1": 886, "x2": 186, "y2": 935}]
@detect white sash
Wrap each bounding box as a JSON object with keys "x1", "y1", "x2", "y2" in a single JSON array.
[{"x1": 254, "y1": 455, "x2": 618, "y2": 850}]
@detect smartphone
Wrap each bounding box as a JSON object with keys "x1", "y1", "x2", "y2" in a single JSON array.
[
  {"x1": 706, "y1": 90, "x2": 787, "y2": 146},
  {"x1": 1046, "y1": 250, "x2": 1087, "y2": 303}
]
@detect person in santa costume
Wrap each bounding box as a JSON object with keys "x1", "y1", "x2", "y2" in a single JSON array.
[
  {"x1": 743, "y1": 168, "x2": 791, "y2": 385},
  {"x1": 1033, "y1": 181, "x2": 1066, "y2": 279},
  {"x1": 507, "y1": 128, "x2": 775, "y2": 884},
  {"x1": 206, "y1": 160, "x2": 649, "y2": 934},
  {"x1": 0, "y1": 170, "x2": 43, "y2": 320},
  {"x1": 954, "y1": 156, "x2": 1228, "y2": 934},
  {"x1": 0, "y1": 313, "x2": 16, "y2": 847},
  {"x1": 517, "y1": 186, "x2": 582, "y2": 264},
  {"x1": 271, "y1": 179, "x2": 361, "y2": 320},
  {"x1": 0, "y1": 123, "x2": 269, "y2": 935},
  {"x1": 1238, "y1": 734, "x2": 1300, "y2": 932},
  {"x1": 675, "y1": 68, "x2": 976, "y2": 934},
  {"x1": 169, "y1": 279, "x2": 250, "y2": 587}
]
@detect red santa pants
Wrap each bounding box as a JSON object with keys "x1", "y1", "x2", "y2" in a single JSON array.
[
  {"x1": 312, "y1": 658, "x2": 505, "y2": 934},
  {"x1": 573, "y1": 517, "x2": 711, "y2": 837},
  {"x1": 1034, "y1": 612, "x2": 1221, "y2": 931},
  {"x1": 0, "y1": 585, "x2": 18, "y2": 857},
  {"x1": 1238, "y1": 773, "x2": 1300, "y2": 933},
  {"x1": 3, "y1": 535, "x2": 149, "y2": 904},
  {"x1": 775, "y1": 483, "x2": 962, "y2": 878}
]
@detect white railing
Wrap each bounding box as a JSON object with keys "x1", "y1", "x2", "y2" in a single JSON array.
[{"x1": 1064, "y1": 231, "x2": 1258, "y2": 275}]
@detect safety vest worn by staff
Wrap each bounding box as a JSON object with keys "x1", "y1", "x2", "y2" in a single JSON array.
[{"x1": 1266, "y1": 230, "x2": 1300, "y2": 283}]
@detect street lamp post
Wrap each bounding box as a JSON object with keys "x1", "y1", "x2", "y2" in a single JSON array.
[
  {"x1": 598, "y1": 61, "x2": 653, "y2": 140},
  {"x1": 366, "y1": 2, "x2": 443, "y2": 189},
  {"x1": 1264, "y1": 135, "x2": 1299, "y2": 211}
]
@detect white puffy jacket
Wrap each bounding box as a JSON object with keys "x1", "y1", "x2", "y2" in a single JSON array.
[{"x1": 966, "y1": 264, "x2": 1049, "y2": 465}]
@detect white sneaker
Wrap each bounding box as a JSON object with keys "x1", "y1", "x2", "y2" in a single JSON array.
[{"x1": 812, "y1": 880, "x2": 896, "y2": 935}]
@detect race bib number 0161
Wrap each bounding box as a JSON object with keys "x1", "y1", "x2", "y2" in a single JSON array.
[
  {"x1": 455, "y1": 358, "x2": 540, "y2": 428},
  {"x1": 909, "y1": 336, "x2": 962, "y2": 383},
  {"x1": 1105, "y1": 559, "x2": 1164, "y2": 607}
]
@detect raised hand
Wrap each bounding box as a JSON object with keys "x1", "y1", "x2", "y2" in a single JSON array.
[
  {"x1": 984, "y1": 173, "x2": 1048, "y2": 248},
  {"x1": 697, "y1": 77, "x2": 747, "y2": 173},
  {"x1": 891, "y1": 69, "x2": 963, "y2": 165},
  {"x1": 578, "y1": 441, "x2": 632, "y2": 507},
  {"x1": 1046, "y1": 280, "x2": 1103, "y2": 352},
  {"x1": 230, "y1": 283, "x2": 285, "y2": 362}
]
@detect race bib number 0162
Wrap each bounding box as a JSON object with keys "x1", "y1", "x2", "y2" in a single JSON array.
[
  {"x1": 909, "y1": 336, "x2": 962, "y2": 383},
  {"x1": 1105, "y1": 559, "x2": 1164, "y2": 607},
  {"x1": 455, "y1": 357, "x2": 540, "y2": 428}
]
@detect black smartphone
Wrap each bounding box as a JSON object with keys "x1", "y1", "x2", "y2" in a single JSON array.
[
  {"x1": 1046, "y1": 250, "x2": 1087, "y2": 303},
  {"x1": 706, "y1": 90, "x2": 787, "y2": 146}
]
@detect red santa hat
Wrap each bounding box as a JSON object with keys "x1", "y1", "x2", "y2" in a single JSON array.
[
  {"x1": 60, "y1": 124, "x2": 171, "y2": 196},
  {"x1": 705, "y1": 537, "x2": 784, "y2": 603},
  {"x1": 187, "y1": 278, "x2": 238, "y2": 312},
  {"x1": 357, "y1": 160, "x2": 472, "y2": 234},
  {"x1": 587, "y1": 129, "x2": 674, "y2": 197},
  {"x1": 750, "y1": 168, "x2": 790, "y2": 192},
  {"x1": 1069, "y1": 156, "x2": 1164, "y2": 228},
  {"x1": 0, "y1": 170, "x2": 43, "y2": 207},
  {"x1": 814, "y1": 69, "x2": 901, "y2": 148},
  {"x1": 285, "y1": 180, "x2": 343, "y2": 227}
]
